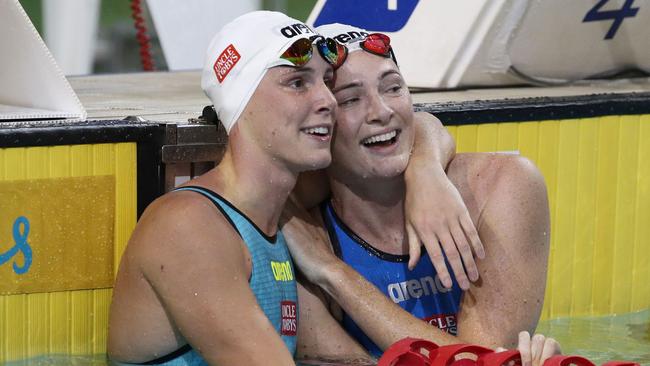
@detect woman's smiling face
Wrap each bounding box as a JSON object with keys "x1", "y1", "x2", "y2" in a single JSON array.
[
  {"x1": 237, "y1": 49, "x2": 338, "y2": 173},
  {"x1": 327, "y1": 50, "x2": 414, "y2": 181}
]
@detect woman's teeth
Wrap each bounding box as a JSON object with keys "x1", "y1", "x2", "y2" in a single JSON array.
[
  {"x1": 303, "y1": 126, "x2": 329, "y2": 135},
  {"x1": 361, "y1": 130, "x2": 397, "y2": 145}
]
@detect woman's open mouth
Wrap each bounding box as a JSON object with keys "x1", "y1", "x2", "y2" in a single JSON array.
[{"x1": 360, "y1": 129, "x2": 401, "y2": 148}]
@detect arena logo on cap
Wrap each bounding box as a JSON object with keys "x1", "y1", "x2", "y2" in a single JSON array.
[
  {"x1": 280, "y1": 23, "x2": 315, "y2": 38},
  {"x1": 332, "y1": 30, "x2": 369, "y2": 45},
  {"x1": 213, "y1": 44, "x2": 241, "y2": 83}
]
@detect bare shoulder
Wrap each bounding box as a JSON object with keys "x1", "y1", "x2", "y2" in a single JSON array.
[
  {"x1": 413, "y1": 111, "x2": 444, "y2": 126},
  {"x1": 109, "y1": 189, "x2": 249, "y2": 361},
  {"x1": 449, "y1": 153, "x2": 543, "y2": 184},
  {"x1": 448, "y1": 153, "x2": 545, "y2": 202},
  {"x1": 126, "y1": 190, "x2": 246, "y2": 277}
]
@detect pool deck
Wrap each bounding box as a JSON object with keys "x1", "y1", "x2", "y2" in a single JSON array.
[{"x1": 67, "y1": 71, "x2": 650, "y2": 124}]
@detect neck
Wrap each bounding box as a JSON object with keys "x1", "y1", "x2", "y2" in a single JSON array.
[
  {"x1": 328, "y1": 173, "x2": 407, "y2": 253},
  {"x1": 194, "y1": 139, "x2": 297, "y2": 237}
]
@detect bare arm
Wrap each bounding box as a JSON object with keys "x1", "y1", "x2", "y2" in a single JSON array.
[
  {"x1": 450, "y1": 154, "x2": 550, "y2": 348},
  {"x1": 137, "y1": 194, "x2": 296, "y2": 365},
  {"x1": 410, "y1": 111, "x2": 456, "y2": 170},
  {"x1": 295, "y1": 278, "x2": 372, "y2": 362},
  {"x1": 404, "y1": 112, "x2": 484, "y2": 289},
  {"x1": 281, "y1": 196, "x2": 460, "y2": 352}
]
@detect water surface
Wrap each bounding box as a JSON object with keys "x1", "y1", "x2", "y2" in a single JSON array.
[
  {"x1": 7, "y1": 310, "x2": 649, "y2": 365},
  {"x1": 536, "y1": 309, "x2": 650, "y2": 365}
]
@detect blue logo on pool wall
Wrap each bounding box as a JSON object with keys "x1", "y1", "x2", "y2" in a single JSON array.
[
  {"x1": 0, "y1": 216, "x2": 33, "y2": 275},
  {"x1": 313, "y1": 0, "x2": 420, "y2": 32}
]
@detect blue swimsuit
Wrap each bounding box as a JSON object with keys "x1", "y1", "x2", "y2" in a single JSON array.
[
  {"x1": 320, "y1": 200, "x2": 463, "y2": 357},
  {"x1": 120, "y1": 186, "x2": 298, "y2": 366}
]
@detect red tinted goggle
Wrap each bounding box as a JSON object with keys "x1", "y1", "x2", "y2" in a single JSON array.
[
  {"x1": 280, "y1": 36, "x2": 348, "y2": 69},
  {"x1": 359, "y1": 33, "x2": 398, "y2": 66}
]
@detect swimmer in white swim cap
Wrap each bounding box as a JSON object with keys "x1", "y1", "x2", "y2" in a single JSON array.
[{"x1": 109, "y1": 11, "x2": 346, "y2": 366}]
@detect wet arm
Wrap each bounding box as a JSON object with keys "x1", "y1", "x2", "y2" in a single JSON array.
[
  {"x1": 409, "y1": 111, "x2": 456, "y2": 171},
  {"x1": 404, "y1": 112, "x2": 484, "y2": 289},
  {"x1": 282, "y1": 198, "x2": 461, "y2": 351},
  {"x1": 453, "y1": 156, "x2": 550, "y2": 348},
  {"x1": 295, "y1": 279, "x2": 372, "y2": 362}
]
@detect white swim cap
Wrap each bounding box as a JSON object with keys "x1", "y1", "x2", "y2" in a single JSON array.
[
  {"x1": 317, "y1": 23, "x2": 397, "y2": 68},
  {"x1": 201, "y1": 11, "x2": 318, "y2": 133},
  {"x1": 316, "y1": 23, "x2": 369, "y2": 53}
]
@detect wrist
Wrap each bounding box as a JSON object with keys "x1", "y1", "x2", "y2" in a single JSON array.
[
  {"x1": 313, "y1": 260, "x2": 350, "y2": 297},
  {"x1": 404, "y1": 158, "x2": 446, "y2": 183}
]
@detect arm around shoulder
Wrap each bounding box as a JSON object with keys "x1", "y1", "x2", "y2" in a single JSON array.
[{"x1": 404, "y1": 112, "x2": 484, "y2": 287}]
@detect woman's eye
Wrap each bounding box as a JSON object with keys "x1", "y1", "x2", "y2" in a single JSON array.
[
  {"x1": 288, "y1": 78, "x2": 306, "y2": 89},
  {"x1": 338, "y1": 97, "x2": 359, "y2": 107},
  {"x1": 386, "y1": 84, "x2": 402, "y2": 93}
]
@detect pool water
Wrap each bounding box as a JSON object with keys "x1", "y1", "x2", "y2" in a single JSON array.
[
  {"x1": 536, "y1": 309, "x2": 650, "y2": 365},
  {"x1": 6, "y1": 310, "x2": 649, "y2": 366},
  {"x1": 4, "y1": 356, "x2": 374, "y2": 366},
  {"x1": 4, "y1": 355, "x2": 109, "y2": 365}
]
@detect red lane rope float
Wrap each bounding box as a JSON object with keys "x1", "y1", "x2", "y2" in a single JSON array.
[
  {"x1": 130, "y1": 0, "x2": 155, "y2": 71},
  {"x1": 433, "y1": 344, "x2": 493, "y2": 366},
  {"x1": 377, "y1": 338, "x2": 641, "y2": 366},
  {"x1": 378, "y1": 337, "x2": 439, "y2": 366},
  {"x1": 478, "y1": 350, "x2": 522, "y2": 366}
]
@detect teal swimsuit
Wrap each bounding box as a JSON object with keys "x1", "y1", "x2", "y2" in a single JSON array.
[{"x1": 114, "y1": 186, "x2": 298, "y2": 365}]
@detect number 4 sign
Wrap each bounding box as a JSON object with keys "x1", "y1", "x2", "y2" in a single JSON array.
[{"x1": 583, "y1": 0, "x2": 640, "y2": 39}]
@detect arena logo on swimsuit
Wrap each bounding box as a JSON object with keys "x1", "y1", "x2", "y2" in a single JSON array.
[
  {"x1": 387, "y1": 274, "x2": 450, "y2": 303},
  {"x1": 271, "y1": 260, "x2": 294, "y2": 282}
]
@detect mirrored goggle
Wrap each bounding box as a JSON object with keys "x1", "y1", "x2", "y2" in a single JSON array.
[
  {"x1": 359, "y1": 33, "x2": 398, "y2": 67},
  {"x1": 280, "y1": 36, "x2": 348, "y2": 69}
]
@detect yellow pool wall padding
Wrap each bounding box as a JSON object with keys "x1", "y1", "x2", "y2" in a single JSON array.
[
  {"x1": 0, "y1": 143, "x2": 136, "y2": 362},
  {"x1": 1, "y1": 114, "x2": 649, "y2": 361}
]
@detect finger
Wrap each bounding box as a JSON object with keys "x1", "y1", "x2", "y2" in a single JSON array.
[
  {"x1": 540, "y1": 338, "x2": 561, "y2": 364},
  {"x1": 530, "y1": 334, "x2": 546, "y2": 366},
  {"x1": 518, "y1": 331, "x2": 532, "y2": 366},
  {"x1": 437, "y1": 230, "x2": 470, "y2": 290},
  {"x1": 495, "y1": 347, "x2": 507, "y2": 352},
  {"x1": 460, "y1": 213, "x2": 485, "y2": 259},
  {"x1": 406, "y1": 224, "x2": 421, "y2": 270},
  {"x1": 450, "y1": 220, "x2": 479, "y2": 282},
  {"x1": 419, "y1": 231, "x2": 453, "y2": 288}
]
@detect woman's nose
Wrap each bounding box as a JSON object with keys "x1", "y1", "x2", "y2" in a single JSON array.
[{"x1": 366, "y1": 92, "x2": 393, "y2": 125}]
